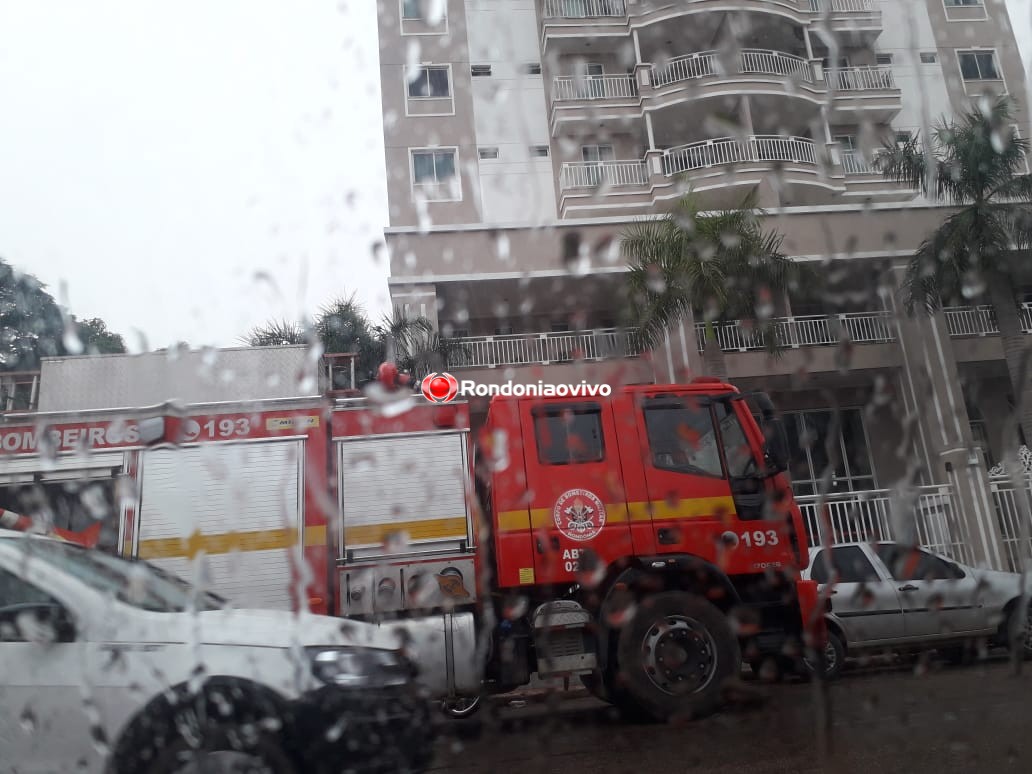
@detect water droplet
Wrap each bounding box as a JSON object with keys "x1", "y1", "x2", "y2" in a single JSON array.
[
  {"x1": 19, "y1": 705, "x2": 36, "y2": 734},
  {"x1": 961, "y1": 271, "x2": 986, "y2": 299}
]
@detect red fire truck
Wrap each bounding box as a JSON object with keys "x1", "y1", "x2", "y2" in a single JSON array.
[{"x1": 0, "y1": 378, "x2": 821, "y2": 721}]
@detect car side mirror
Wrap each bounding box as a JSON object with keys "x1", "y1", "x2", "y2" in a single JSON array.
[{"x1": 0, "y1": 603, "x2": 76, "y2": 643}]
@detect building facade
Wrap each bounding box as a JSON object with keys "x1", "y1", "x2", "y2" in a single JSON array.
[{"x1": 378, "y1": 0, "x2": 1032, "y2": 566}]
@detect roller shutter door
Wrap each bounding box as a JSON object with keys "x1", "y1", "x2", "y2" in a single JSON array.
[
  {"x1": 338, "y1": 432, "x2": 469, "y2": 556},
  {"x1": 137, "y1": 440, "x2": 303, "y2": 610}
]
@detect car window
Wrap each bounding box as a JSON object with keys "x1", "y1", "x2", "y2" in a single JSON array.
[
  {"x1": 876, "y1": 544, "x2": 958, "y2": 581},
  {"x1": 0, "y1": 567, "x2": 58, "y2": 607},
  {"x1": 644, "y1": 398, "x2": 723, "y2": 478},
  {"x1": 810, "y1": 546, "x2": 880, "y2": 585},
  {"x1": 533, "y1": 404, "x2": 605, "y2": 465}
]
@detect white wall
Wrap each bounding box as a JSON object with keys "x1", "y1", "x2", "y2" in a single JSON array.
[{"x1": 464, "y1": 0, "x2": 558, "y2": 223}]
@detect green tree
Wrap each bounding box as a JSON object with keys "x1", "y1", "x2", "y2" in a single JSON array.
[
  {"x1": 877, "y1": 97, "x2": 1032, "y2": 443},
  {"x1": 74, "y1": 317, "x2": 128, "y2": 355},
  {"x1": 243, "y1": 320, "x2": 308, "y2": 347},
  {"x1": 621, "y1": 193, "x2": 810, "y2": 378},
  {"x1": 1, "y1": 258, "x2": 66, "y2": 371}
]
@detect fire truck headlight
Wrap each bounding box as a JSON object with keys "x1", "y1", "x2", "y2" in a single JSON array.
[{"x1": 306, "y1": 646, "x2": 412, "y2": 689}]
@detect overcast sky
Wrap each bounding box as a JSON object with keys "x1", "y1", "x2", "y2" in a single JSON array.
[{"x1": 0, "y1": 1, "x2": 1029, "y2": 351}]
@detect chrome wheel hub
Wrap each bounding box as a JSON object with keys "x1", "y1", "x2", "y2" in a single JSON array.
[{"x1": 641, "y1": 616, "x2": 717, "y2": 696}]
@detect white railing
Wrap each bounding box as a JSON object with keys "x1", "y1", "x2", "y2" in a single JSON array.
[
  {"x1": 445, "y1": 328, "x2": 640, "y2": 368},
  {"x1": 695, "y1": 312, "x2": 895, "y2": 352},
  {"x1": 809, "y1": 0, "x2": 876, "y2": 13},
  {"x1": 552, "y1": 74, "x2": 638, "y2": 101},
  {"x1": 542, "y1": 0, "x2": 626, "y2": 18},
  {"x1": 990, "y1": 475, "x2": 1032, "y2": 572},
  {"x1": 827, "y1": 65, "x2": 896, "y2": 91},
  {"x1": 559, "y1": 160, "x2": 650, "y2": 189},
  {"x1": 652, "y1": 49, "x2": 812, "y2": 88},
  {"x1": 663, "y1": 135, "x2": 817, "y2": 176},
  {"x1": 943, "y1": 304, "x2": 1032, "y2": 337},
  {"x1": 798, "y1": 485, "x2": 967, "y2": 561},
  {"x1": 840, "y1": 150, "x2": 877, "y2": 175}
]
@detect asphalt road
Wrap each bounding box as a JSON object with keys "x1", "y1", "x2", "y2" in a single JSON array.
[{"x1": 428, "y1": 657, "x2": 1032, "y2": 774}]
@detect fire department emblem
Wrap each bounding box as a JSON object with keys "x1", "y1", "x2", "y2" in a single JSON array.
[{"x1": 553, "y1": 489, "x2": 606, "y2": 542}]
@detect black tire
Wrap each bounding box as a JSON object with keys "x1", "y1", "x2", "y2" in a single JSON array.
[
  {"x1": 613, "y1": 591, "x2": 740, "y2": 722},
  {"x1": 112, "y1": 684, "x2": 297, "y2": 774},
  {"x1": 803, "y1": 629, "x2": 846, "y2": 681}
]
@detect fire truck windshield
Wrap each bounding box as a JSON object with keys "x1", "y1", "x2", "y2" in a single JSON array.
[{"x1": 0, "y1": 537, "x2": 225, "y2": 613}]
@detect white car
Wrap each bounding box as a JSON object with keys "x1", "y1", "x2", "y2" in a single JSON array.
[
  {"x1": 802, "y1": 541, "x2": 1032, "y2": 678},
  {"x1": 0, "y1": 530, "x2": 432, "y2": 774}
]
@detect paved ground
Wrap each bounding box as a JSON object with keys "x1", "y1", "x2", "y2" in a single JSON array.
[{"x1": 429, "y1": 656, "x2": 1032, "y2": 773}]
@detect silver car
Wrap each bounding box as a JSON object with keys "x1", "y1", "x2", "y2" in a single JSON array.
[{"x1": 801, "y1": 542, "x2": 1032, "y2": 678}]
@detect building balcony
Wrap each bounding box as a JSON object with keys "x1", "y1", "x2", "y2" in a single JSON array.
[
  {"x1": 540, "y1": 0, "x2": 881, "y2": 48},
  {"x1": 696, "y1": 311, "x2": 896, "y2": 353},
  {"x1": 557, "y1": 135, "x2": 844, "y2": 216},
  {"x1": 944, "y1": 304, "x2": 1032, "y2": 337},
  {"x1": 549, "y1": 57, "x2": 899, "y2": 135},
  {"x1": 444, "y1": 327, "x2": 641, "y2": 369},
  {"x1": 838, "y1": 150, "x2": 916, "y2": 201}
]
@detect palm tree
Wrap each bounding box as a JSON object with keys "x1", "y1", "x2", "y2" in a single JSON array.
[
  {"x1": 877, "y1": 96, "x2": 1032, "y2": 443},
  {"x1": 621, "y1": 192, "x2": 810, "y2": 377},
  {"x1": 243, "y1": 320, "x2": 308, "y2": 347}
]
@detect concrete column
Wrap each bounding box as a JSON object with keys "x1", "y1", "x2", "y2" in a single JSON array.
[
  {"x1": 888, "y1": 267, "x2": 1005, "y2": 568},
  {"x1": 651, "y1": 310, "x2": 705, "y2": 385}
]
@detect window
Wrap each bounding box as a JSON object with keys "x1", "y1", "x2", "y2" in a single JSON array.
[
  {"x1": 407, "y1": 66, "x2": 450, "y2": 98},
  {"x1": 875, "y1": 54, "x2": 893, "y2": 66},
  {"x1": 581, "y1": 145, "x2": 615, "y2": 163},
  {"x1": 471, "y1": 65, "x2": 492, "y2": 77},
  {"x1": 783, "y1": 408, "x2": 875, "y2": 496},
  {"x1": 895, "y1": 131, "x2": 913, "y2": 148},
  {"x1": 810, "y1": 546, "x2": 881, "y2": 585},
  {"x1": 523, "y1": 63, "x2": 542, "y2": 75},
  {"x1": 402, "y1": 0, "x2": 422, "y2": 19},
  {"x1": 478, "y1": 147, "x2": 499, "y2": 160},
  {"x1": 876, "y1": 544, "x2": 962, "y2": 580},
  {"x1": 411, "y1": 149, "x2": 458, "y2": 199},
  {"x1": 821, "y1": 56, "x2": 850, "y2": 69},
  {"x1": 531, "y1": 145, "x2": 550, "y2": 157},
  {"x1": 920, "y1": 52, "x2": 938, "y2": 64},
  {"x1": 958, "y1": 50, "x2": 1000, "y2": 80},
  {"x1": 494, "y1": 325, "x2": 513, "y2": 335},
  {"x1": 643, "y1": 397, "x2": 724, "y2": 478},
  {"x1": 0, "y1": 568, "x2": 58, "y2": 608},
  {"x1": 533, "y1": 405, "x2": 605, "y2": 464},
  {"x1": 550, "y1": 321, "x2": 570, "y2": 332},
  {"x1": 715, "y1": 404, "x2": 756, "y2": 478}
]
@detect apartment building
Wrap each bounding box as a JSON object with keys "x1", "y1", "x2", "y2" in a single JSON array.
[{"x1": 378, "y1": 0, "x2": 1032, "y2": 565}]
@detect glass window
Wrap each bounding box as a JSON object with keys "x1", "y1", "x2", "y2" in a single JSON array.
[
  {"x1": 0, "y1": 567, "x2": 58, "y2": 607},
  {"x1": 533, "y1": 405, "x2": 605, "y2": 465},
  {"x1": 784, "y1": 408, "x2": 876, "y2": 496},
  {"x1": 715, "y1": 404, "x2": 756, "y2": 478},
  {"x1": 958, "y1": 51, "x2": 1000, "y2": 80},
  {"x1": 402, "y1": 0, "x2": 422, "y2": 19},
  {"x1": 411, "y1": 149, "x2": 459, "y2": 199},
  {"x1": 407, "y1": 66, "x2": 450, "y2": 98},
  {"x1": 876, "y1": 544, "x2": 959, "y2": 581},
  {"x1": 644, "y1": 398, "x2": 723, "y2": 478},
  {"x1": 811, "y1": 546, "x2": 880, "y2": 584}
]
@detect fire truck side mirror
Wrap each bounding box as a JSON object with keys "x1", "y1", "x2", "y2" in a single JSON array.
[{"x1": 751, "y1": 393, "x2": 789, "y2": 476}]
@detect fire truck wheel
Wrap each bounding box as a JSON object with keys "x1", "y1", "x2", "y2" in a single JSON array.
[
  {"x1": 615, "y1": 591, "x2": 740, "y2": 722},
  {"x1": 440, "y1": 695, "x2": 483, "y2": 719}
]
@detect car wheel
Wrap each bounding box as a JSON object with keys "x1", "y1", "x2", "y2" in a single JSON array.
[
  {"x1": 614, "y1": 591, "x2": 740, "y2": 722},
  {"x1": 112, "y1": 683, "x2": 297, "y2": 774},
  {"x1": 803, "y1": 629, "x2": 845, "y2": 681}
]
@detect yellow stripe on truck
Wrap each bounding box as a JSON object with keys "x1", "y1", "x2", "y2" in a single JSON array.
[
  {"x1": 496, "y1": 497, "x2": 737, "y2": 533},
  {"x1": 139, "y1": 525, "x2": 327, "y2": 560},
  {"x1": 344, "y1": 516, "x2": 468, "y2": 546}
]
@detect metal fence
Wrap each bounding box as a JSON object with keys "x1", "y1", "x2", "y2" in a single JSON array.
[
  {"x1": 552, "y1": 74, "x2": 637, "y2": 101},
  {"x1": 809, "y1": 0, "x2": 876, "y2": 12},
  {"x1": 989, "y1": 475, "x2": 1032, "y2": 572},
  {"x1": 827, "y1": 66, "x2": 896, "y2": 91},
  {"x1": 797, "y1": 486, "x2": 968, "y2": 561},
  {"x1": 559, "y1": 160, "x2": 650, "y2": 189},
  {"x1": 444, "y1": 328, "x2": 639, "y2": 368},
  {"x1": 695, "y1": 312, "x2": 895, "y2": 352},
  {"x1": 943, "y1": 304, "x2": 1032, "y2": 337},
  {"x1": 542, "y1": 0, "x2": 626, "y2": 18},
  {"x1": 651, "y1": 49, "x2": 812, "y2": 88},
  {"x1": 663, "y1": 135, "x2": 817, "y2": 176}
]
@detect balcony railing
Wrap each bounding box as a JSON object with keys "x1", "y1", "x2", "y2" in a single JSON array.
[
  {"x1": 840, "y1": 150, "x2": 878, "y2": 175},
  {"x1": 652, "y1": 49, "x2": 813, "y2": 88},
  {"x1": 542, "y1": 0, "x2": 626, "y2": 18},
  {"x1": 560, "y1": 160, "x2": 650, "y2": 189},
  {"x1": 444, "y1": 328, "x2": 640, "y2": 368},
  {"x1": 663, "y1": 136, "x2": 817, "y2": 176},
  {"x1": 990, "y1": 475, "x2": 1032, "y2": 572},
  {"x1": 552, "y1": 74, "x2": 638, "y2": 101},
  {"x1": 943, "y1": 304, "x2": 1032, "y2": 337},
  {"x1": 696, "y1": 311, "x2": 895, "y2": 352},
  {"x1": 827, "y1": 65, "x2": 896, "y2": 91},
  {"x1": 809, "y1": 0, "x2": 876, "y2": 13},
  {"x1": 797, "y1": 485, "x2": 966, "y2": 562}
]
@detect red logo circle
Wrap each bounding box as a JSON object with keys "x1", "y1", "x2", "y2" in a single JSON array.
[{"x1": 421, "y1": 372, "x2": 459, "y2": 403}]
